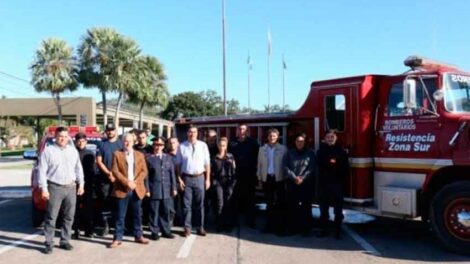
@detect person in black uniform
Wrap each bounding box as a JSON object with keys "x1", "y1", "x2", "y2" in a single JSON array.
[
  {"x1": 73, "y1": 132, "x2": 96, "y2": 239},
  {"x1": 211, "y1": 137, "x2": 237, "y2": 232},
  {"x1": 134, "y1": 129, "x2": 153, "y2": 154},
  {"x1": 146, "y1": 136, "x2": 177, "y2": 240},
  {"x1": 316, "y1": 129, "x2": 349, "y2": 239},
  {"x1": 284, "y1": 133, "x2": 316, "y2": 235},
  {"x1": 229, "y1": 124, "x2": 259, "y2": 228}
]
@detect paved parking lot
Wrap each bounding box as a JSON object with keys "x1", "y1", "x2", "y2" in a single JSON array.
[
  {"x1": 0, "y1": 160, "x2": 469, "y2": 263},
  {"x1": 0, "y1": 197, "x2": 469, "y2": 264}
]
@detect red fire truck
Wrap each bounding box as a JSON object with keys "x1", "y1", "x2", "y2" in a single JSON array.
[{"x1": 174, "y1": 56, "x2": 470, "y2": 254}]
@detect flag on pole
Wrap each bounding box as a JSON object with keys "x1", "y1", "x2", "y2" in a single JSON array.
[
  {"x1": 267, "y1": 29, "x2": 272, "y2": 56},
  {"x1": 247, "y1": 53, "x2": 252, "y2": 70},
  {"x1": 282, "y1": 55, "x2": 287, "y2": 70}
]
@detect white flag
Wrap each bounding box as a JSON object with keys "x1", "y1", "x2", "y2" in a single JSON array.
[{"x1": 267, "y1": 29, "x2": 272, "y2": 57}]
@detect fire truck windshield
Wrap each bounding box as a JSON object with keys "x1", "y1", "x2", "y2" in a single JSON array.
[{"x1": 444, "y1": 73, "x2": 470, "y2": 113}]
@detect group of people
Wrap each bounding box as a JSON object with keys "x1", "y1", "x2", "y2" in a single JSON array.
[{"x1": 37, "y1": 122, "x2": 349, "y2": 255}]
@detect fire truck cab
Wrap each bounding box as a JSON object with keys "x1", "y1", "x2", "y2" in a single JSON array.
[{"x1": 174, "y1": 56, "x2": 470, "y2": 254}]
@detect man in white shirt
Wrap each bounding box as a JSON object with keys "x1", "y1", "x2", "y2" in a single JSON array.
[{"x1": 176, "y1": 125, "x2": 211, "y2": 237}]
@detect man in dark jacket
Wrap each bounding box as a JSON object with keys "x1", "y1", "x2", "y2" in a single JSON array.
[
  {"x1": 284, "y1": 133, "x2": 316, "y2": 235},
  {"x1": 229, "y1": 124, "x2": 259, "y2": 228},
  {"x1": 316, "y1": 130, "x2": 349, "y2": 239},
  {"x1": 73, "y1": 132, "x2": 96, "y2": 239},
  {"x1": 146, "y1": 137, "x2": 177, "y2": 240}
]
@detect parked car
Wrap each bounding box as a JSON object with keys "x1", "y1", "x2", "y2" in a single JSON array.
[{"x1": 29, "y1": 126, "x2": 102, "y2": 227}]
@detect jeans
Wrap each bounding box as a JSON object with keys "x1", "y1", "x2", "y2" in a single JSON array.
[
  {"x1": 183, "y1": 175, "x2": 205, "y2": 230},
  {"x1": 113, "y1": 191, "x2": 143, "y2": 241},
  {"x1": 44, "y1": 182, "x2": 76, "y2": 246}
]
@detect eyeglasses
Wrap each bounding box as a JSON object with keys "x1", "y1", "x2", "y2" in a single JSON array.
[{"x1": 153, "y1": 143, "x2": 165, "y2": 147}]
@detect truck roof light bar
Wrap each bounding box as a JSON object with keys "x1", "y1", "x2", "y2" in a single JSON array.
[{"x1": 404, "y1": 55, "x2": 458, "y2": 71}]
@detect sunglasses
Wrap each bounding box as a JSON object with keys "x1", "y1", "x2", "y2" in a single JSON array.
[{"x1": 153, "y1": 143, "x2": 165, "y2": 147}]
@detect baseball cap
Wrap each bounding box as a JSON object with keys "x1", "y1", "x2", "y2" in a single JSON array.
[{"x1": 105, "y1": 123, "x2": 116, "y2": 131}]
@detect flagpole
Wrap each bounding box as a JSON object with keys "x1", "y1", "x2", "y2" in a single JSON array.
[
  {"x1": 282, "y1": 54, "x2": 285, "y2": 112},
  {"x1": 247, "y1": 53, "x2": 251, "y2": 112},
  {"x1": 267, "y1": 29, "x2": 271, "y2": 112},
  {"x1": 222, "y1": 0, "x2": 227, "y2": 116}
]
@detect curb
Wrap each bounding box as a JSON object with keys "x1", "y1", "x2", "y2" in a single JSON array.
[{"x1": 0, "y1": 189, "x2": 31, "y2": 198}]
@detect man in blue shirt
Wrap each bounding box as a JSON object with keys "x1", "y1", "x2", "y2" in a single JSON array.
[{"x1": 95, "y1": 123, "x2": 122, "y2": 236}]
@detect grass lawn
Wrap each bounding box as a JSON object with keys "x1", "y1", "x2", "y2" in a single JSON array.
[{"x1": 0, "y1": 163, "x2": 34, "y2": 170}]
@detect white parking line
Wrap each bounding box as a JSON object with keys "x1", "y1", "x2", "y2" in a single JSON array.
[
  {"x1": 0, "y1": 199, "x2": 12, "y2": 206},
  {"x1": 343, "y1": 225, "x2": 381, "y2": 256},
  {"x1": 0, "y1": 231, "x2": 42, "y2": 255},
  {"x1": 176, "y1": 234, "x2": 197, "y2": 258}
]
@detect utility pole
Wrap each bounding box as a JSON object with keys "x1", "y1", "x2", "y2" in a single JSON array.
[{"x1": 222, "y1": 0, "x2": 227, "y2": 116}]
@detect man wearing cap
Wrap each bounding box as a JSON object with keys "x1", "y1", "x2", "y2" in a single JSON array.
[
  {"x1": 146, "y1": 136, "x2": 177, "y2": 240},
  {"x1": 37, "y1": 127, "x2": 84, "y2": 254},
  {"x1": 175, "y1": 125, "x2": 211, "y2": 237},
  {"x1": 95, "y1": 123, "x2": 122, "y2": 236},
  {"x1": 72, "y1": 132, "x2": 96, "y2": 239}
]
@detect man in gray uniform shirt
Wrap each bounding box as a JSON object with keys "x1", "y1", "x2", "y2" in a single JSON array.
[{"x1": 37, "y1": 127, "x2": 84, "y2": 254}]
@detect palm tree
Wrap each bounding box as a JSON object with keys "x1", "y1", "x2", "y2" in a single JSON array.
[
  {"x1": 78, "y1": 27, "x2": 119, "y2": 126},
  {"x1": 128, "y1": 55, "x2": 169, "y2": 129},
  {"x1": 78, "y1": 27, "x2": 141, "y2": 128},
  {"x1": 106, "y1": 35, "x2": 141, "y2": 127},
  {"x1": 31, "y1": 38, "x2": 78, "y2": 124}
]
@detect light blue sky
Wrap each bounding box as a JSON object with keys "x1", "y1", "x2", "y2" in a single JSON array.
[{"x1": 0, "y1": 0, "x2": 468, "y2": 111}]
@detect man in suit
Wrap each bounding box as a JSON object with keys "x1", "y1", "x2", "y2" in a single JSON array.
[
  {"x1": 146, "y1": 136, "x2": 177, "y2": 240},
  {"x1": 257, "y1": 128, "x2": 288, "y2": 235},
  {"x1": 108, "y1": 132, "x2": 150, "y2": 248}
]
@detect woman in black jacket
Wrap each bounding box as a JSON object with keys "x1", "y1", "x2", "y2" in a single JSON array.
[
  {"x1": 284, "y1": 133, "x2": 316, "y2": 235},
  {"x1": 211, "y1": 137, "x2": 237, "y2": 232},
  {"x1": 316, "y1": 130, "x2": 349, "y2": 239}
]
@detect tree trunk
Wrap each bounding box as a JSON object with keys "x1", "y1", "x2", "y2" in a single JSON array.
[
  {"x1": 53, "y1": 93, "x2": 63, "y2": 125},
  {"x1": 114, "y1": 92, "x2": 123, "y2": 128},
  {"x1": 102, "y1": 92, "x2": 108, "y2": 126},
  {"x1": 139, "y1": 101, "x2": 145, "y2": 129}
]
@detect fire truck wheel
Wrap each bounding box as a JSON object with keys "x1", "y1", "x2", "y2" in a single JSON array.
[
  {"x1": 430, "y1": 181, "x2": 470, "y2": 255},
  {"x1": 32, "y1": 201, "x2": 44, "y2": 227}
]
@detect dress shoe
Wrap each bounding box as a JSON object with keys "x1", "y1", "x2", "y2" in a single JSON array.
[
  {"x1": 150, "y1": 233, "x2": 160, "y2": 240},
  {"x1": 161, "y1": 233, "x2": 175, "y2": 239},
  {"x1": 134, "y1": 236, "x2": 150, "y2": 244},
  {"x1": 197, "y1": 229, "x2": 207, "y2": 236},
  {"x1": 183, "y1": 228, "x2": 191, "y2": 237},
  {"x1": 59, "y1": 243, "x2": 73, "y2": 250},
  {"x1": 108, "y1": 240, "x2": 122, "y2": 248},
  {"x1": 44, "y1": 244, "x2": 53, "y2": 254},
  {"x1": 72, "y1": 231, "x2": 79, "y2": 240}
]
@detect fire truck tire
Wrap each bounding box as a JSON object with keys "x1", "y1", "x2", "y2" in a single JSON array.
[
  {"x1": 32, "y1": 201, "x2": 44, "y2": 227},
  {"x1": 430, "y1": 181, "x2": 470, "y2": 255}
]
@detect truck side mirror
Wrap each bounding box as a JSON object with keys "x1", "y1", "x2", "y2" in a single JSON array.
[{"x1": 403, "y1": 78, "x2": 417, "y2": 108}]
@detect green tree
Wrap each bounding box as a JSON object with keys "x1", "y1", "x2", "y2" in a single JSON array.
[
  {"x1": 78, "y1": 27, "x2": 141, "y2": 127},
  {"x1": 161, "y1": 92, "x2": 207, "y2": 120},
  {"x1": 78, "y1": 27, "x2": 118, "y2": 126},
  {"x1": 30, "y1": 38, "x2": 78, "y2": 124},
  {"x1": 161, "y1": 90, "x2": 240, "y2": 120},
  {"x1": 128, "y1": 55, "x2": 169, "y2": 129}
]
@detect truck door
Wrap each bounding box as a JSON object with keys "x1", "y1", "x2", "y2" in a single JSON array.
[
  {"x1": 317, "y1": 86, "x2": 355, "y2": 198},
  {"x1": 374, "y1": 75, "x2": 440, "y2": 215},
  {"x1": 318, "y1": 87, "x2": 354, "y2": 156}
]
